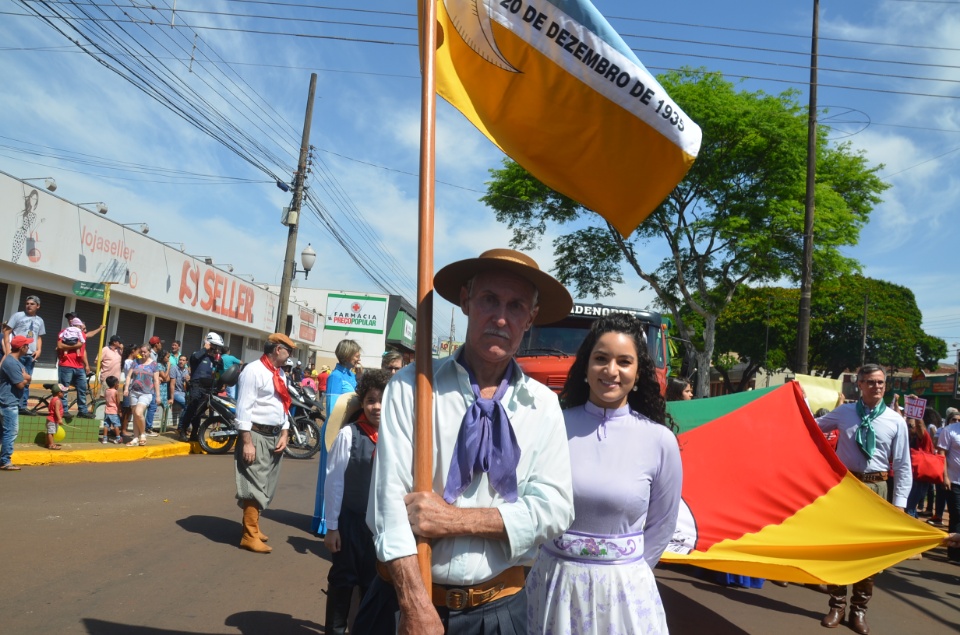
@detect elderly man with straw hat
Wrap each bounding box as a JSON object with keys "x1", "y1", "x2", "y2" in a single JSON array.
[
  {"x1": 355, "y1": 249, "x2": 575, "y2": 635},
  {"x1": 234, "y1": 332, "x2": 297, "y2": 554}
]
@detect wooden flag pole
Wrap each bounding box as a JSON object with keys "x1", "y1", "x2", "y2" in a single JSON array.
[{"x1": 414, "y1": 0, "x2": 438, "y2": 588}]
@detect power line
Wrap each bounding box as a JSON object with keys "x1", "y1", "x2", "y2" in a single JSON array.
[
  {"x1": 5, "y1": 8, "x2": 417, "y2": 46},
  {"x1": 607, "y1": 14, "x2": 960, "y2": 53},
  {"x1": 642, "y1": 63, "x2": 960, "y2": 101},
  {"x1": 216, "y1": 0, "x2": 415, "y2": 19},
  {"x1": 0, "y1": 42, "x2": 421, "y2": 77},
  {"x1": 0, "y1": 133, "x2": 272, "y2": 182},
  {"x1": 632, "y1": 46, "x2": 960, "y2": 87},
  {"x1": 32, "y1": 4, "x2": 960, "y2": 88},
  {"x1": 9, "y1": 9, "x2": 960, "y2": 101},
  {"x1": 15, "y1": 1, "x2": 289, "y2": 182},
  {"x1": 38, "y1": 0, "x2": 417, "y2": 32},
  {"x1": 881, "y1": 144, "x2": 960, "y2": 178}
]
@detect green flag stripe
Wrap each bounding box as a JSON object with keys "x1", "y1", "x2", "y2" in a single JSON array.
[{"x1": 667, "y1": 386, "x2": 780, "y2": 434}]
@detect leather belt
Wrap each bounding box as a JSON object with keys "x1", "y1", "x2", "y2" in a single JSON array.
[
  {"x1": 376, "y1": 562, "x2": 524, "y2": 611},
  {"x1": 851, "y1": 471, "x2": 888, "y2": 483},
  {"x1": 251, "y1": 423, "x2": 280, "y2": 436}
]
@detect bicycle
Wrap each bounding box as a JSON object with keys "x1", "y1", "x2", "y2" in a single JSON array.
[{"x1": 27, "y1": 373, "x2": 106, "y2": 420}]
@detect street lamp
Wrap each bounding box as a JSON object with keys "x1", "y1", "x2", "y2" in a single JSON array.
[
  {"x1": 23, "y1": 177, "x2": 57, "y2": 192},
  {"x1": 121, "y1": 222, "x2": 149, "y2": 234},
  {"x1": 78, "y1": 201, "x2": 108, "y2": 214},
  {"x1": 295, "y1": 243, "x2": 317, "y2": 280}
]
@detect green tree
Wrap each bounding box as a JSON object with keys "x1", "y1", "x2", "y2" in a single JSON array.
[
  {"x1": 810, "y1": 276, "x2": 947, "y2": 377},
  {"x1": 709, "y1": 286, "x2": 799, "y2": 392},
  {"x1": 708, "y1": 277, "x2": 946, "y2": 387},
  {"x1": 482, "y1": 68, "x2": 889, "y2": 396}
]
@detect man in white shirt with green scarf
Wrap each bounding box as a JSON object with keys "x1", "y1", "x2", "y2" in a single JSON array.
[{"x1": 816, "y1": 363, "x2": 911, "y2": 635}]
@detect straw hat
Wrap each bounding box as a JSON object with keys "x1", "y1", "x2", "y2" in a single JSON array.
[
  {"x1": 433, "y1": 248, "x2": 573, "y2": 325},
  {"x1": 324, "y1": 392, "x2": 362, "y2": 451}
]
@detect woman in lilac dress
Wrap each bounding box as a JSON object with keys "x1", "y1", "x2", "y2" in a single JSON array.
[{"x1": 527, "y1": 313, "x2": 682, "y2": 634}]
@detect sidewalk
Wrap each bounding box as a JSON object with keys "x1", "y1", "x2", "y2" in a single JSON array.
[{"x1": 11, "y1": 431, "x2": 195, "y2": 466}]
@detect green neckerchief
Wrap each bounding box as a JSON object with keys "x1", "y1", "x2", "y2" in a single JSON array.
[{"x1": 854, "y1": 399, "x2": 885, "y2": 459}]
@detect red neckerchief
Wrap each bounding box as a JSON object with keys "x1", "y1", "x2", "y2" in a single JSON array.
[
  {"x1": 260, "y1": 355, "x2": 291, "y2": 414},
  {"x1": 355, "y1": 412, "x2": 378, "y2": 444}
]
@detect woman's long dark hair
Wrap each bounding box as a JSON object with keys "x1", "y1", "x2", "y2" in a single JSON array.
[
  {"x1": 666, "y1": 378, "x2": 691, "y2": 402},
  {"x1": 559, "y1": 313, "x2": 669, "y2": 428}
]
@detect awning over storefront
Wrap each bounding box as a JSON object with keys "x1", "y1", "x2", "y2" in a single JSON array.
[{"x1": 386, "y1": 309, "x2": 415, "y2": 352}]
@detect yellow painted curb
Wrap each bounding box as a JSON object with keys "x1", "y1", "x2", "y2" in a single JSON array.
[{"x1": 15, "y1": 441, "x2": 192, "y2": 466}]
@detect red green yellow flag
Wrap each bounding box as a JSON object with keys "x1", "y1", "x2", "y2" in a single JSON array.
[
  {"x1": 430, "y1": 0, "x2": 702, "y2": 237},
  {"x1": 661, "y1": 383, "x2": 946, "y2": 584}
]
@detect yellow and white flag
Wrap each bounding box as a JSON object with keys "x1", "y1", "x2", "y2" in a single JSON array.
[{"x1": 431, "y1": 0, "x2": 702, "y2": 236}]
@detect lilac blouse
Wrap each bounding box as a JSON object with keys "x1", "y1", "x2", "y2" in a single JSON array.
[{"x1": 564, "y1": 402, "x2": 683, "y2": 568}]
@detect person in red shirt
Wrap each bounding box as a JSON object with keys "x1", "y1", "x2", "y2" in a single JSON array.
[
  {"x1": 45, "y1": 384, "x2": 64, "y2": 450},
  {"x1": 905, "y1": 410, "x2": 936, "y2": 518},
  {"x1": 317, "y1": 365, "x2": 330, "y2": 415},
  {"x1": 56, "y1": 314, "x2": 104, "y2": 418}
]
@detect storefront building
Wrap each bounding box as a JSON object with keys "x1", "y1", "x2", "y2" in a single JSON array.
[{"x1": 1, "y1": 172, "x2": 320, "y2": 382}]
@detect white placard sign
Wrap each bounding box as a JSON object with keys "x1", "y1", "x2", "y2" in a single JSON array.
[{"x1": 904, "y1": 395, "x2": 926, "y2": 420}]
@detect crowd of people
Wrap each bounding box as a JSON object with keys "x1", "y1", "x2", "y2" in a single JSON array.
[
  {"x1": 3, "y1": 247, "x2": 959, "y2": 635},
  {"x1": 0, "y1": 295, "x2": 330, "y2": 464}
]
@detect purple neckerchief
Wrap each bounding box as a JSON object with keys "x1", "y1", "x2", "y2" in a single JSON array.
[{"x1": 442, "y1": 358, "x2": 522, "y2": 504}]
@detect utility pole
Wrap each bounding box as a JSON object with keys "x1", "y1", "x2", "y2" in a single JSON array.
[
  {"x1": 277, "y1": 73, "x2": 317, "y2": 334},
  {"x1": 448, "y1": 308, "x2": 455, "y2": 357},
  {"x1": 860, "y1": 293, "x2": 869, "y2": 368},
  {"x1": 764, "y1": 298, "x2": 771, "y2": 387},
  {"x1": 796, "y1": 0, "x2": 819, "y2": 375}
]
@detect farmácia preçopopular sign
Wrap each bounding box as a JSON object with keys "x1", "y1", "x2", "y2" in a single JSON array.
[{"x1": 325, "y1": 293, "x2": 387, "y2": 334}]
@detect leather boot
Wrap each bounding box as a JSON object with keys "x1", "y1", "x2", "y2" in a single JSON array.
[
  {"x1": 821, "y1": 585, "x2": 846, "y2": 628},
  {"x1": 239, "y1": 502, "x2": 272, "y2": 553},
  {"x1": 257, "y1": 508, "x2": 268, "y2": 542},
  {"x1": 324, "y1": 585, "x2": 353, "y2": 634},
  {"x1": 848, "y1": 577, "x2": 873, "y2": 635}
]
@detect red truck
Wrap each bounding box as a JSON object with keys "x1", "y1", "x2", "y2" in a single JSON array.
[{"x1": 516, "y1": 302, "x2": 670, "y2": 394}]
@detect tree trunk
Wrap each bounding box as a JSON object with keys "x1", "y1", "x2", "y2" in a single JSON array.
[{"x1": 694, "y1": 315, "x2": 717, "y2": 398}]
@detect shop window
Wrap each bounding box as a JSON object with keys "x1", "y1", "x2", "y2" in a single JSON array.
[
  {"x1": 182, "y1": 324, "x2": 204, "y2": 354},
  {"x1": 115, "y1": 309, "x2": 148, "y2": 353},
  {"x1": 224, "y1": 333, "x2": 244, "y2": 356},
  {"x1": 19, "y1": 287, "x2": 66, "y2": 367},
  {"x1": 153, "y1": 317, "x2": 178, "y2": 352}
]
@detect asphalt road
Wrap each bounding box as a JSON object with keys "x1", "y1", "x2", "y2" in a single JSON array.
[{"x1": 3, "y1": 456, "x2": 959, "y2": 634}]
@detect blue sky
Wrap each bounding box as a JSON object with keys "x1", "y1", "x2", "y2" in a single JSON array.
[{"x1": 1, "y1": 0, "x2": 959, "y2": 359}]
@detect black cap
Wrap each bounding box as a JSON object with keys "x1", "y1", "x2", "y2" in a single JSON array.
[{"x1": 109, "y1": 335, "x2": 122, "y2": 344}]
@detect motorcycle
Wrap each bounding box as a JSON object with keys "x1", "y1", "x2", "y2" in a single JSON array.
[
  {"x1": 196, "y1": 365, "x2": 242, "y2": 455},
  {"x1": 283, "y1": 379, "x2": 324, "y2": 460},
  {"x1": 196, "y1": 365, "x2": 324, "y2": 459}
]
